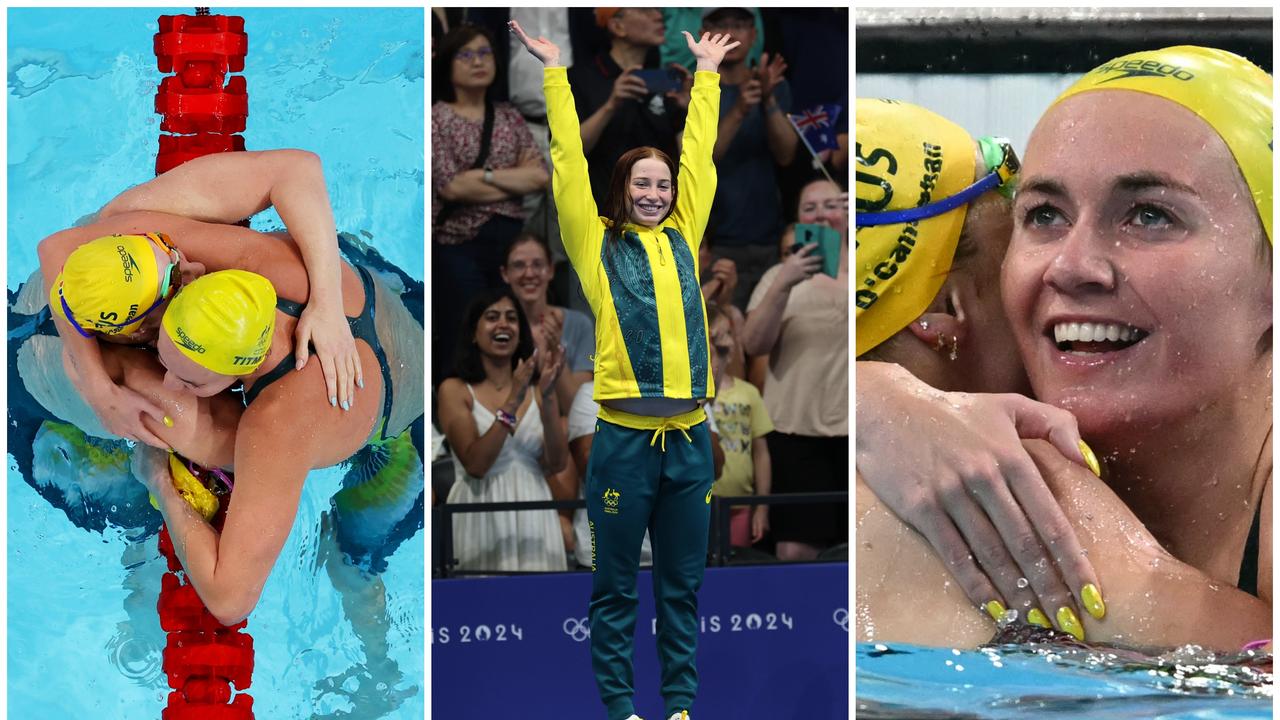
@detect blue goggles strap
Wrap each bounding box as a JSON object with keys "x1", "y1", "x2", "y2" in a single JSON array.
[
  {"x1": 59, "y1": 282, "x2": 167, "y2": 337},
  {"x1": 855, "y1": 172, "x2": 1002, "y2": 227},
  {"x1": 856, "y1": 136, "x2": 1019, "y2": 228}
]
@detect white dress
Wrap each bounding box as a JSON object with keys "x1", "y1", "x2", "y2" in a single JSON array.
[{"x1": 447, "y1": 385, "x2": 567, "y2": 572}]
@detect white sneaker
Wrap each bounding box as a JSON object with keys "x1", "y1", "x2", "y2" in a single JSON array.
[
  {"x1": 667, "y1": 713, "x2": 689, "y2": 720},
  {"x1": 625, "y1": 716, "x2": 644, "y2": 720}
]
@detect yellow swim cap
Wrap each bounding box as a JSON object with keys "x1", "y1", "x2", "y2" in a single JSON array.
[
  {"x1": 855, "y1": 99, "x2": 977, "y2": 356},
  {"x1": 161, "y1": 269, "x2": 277, "y2": 376},
  {"x1": 149, "y1": 452, "x2": 219, "y2": 522},
  {"x1": 1053, "y1": 46, "x2": 1272, "y2": 243},
  {"x1": 50, "y1": 234, "x2": 163, "y2": 335}
]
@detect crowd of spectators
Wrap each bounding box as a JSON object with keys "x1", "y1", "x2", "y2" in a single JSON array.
[{"x1": 431, "y1": 7, "x2": 848, "y2": 572}]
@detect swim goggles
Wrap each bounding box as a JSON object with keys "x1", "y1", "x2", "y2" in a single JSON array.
[
  {"x1": 186, "y1": 458, "x2": 235, "y2": 495},
  {"x1": 59, "y1": 232, "x2": 183, "y2": 339},
  {"x1": 855, "y1": 136, "x2": 1020, "y2": 227}
]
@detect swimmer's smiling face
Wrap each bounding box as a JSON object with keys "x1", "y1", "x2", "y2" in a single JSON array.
[
  {"x1": 627, "y1": 158, "x2": 673, "y2": 227},
  {"x1": 156, "y1": 329, "x2": 237, "y2": 397},
  {"x1": 1001, "y1": 90, "x2": 1271, "y2": 438}
]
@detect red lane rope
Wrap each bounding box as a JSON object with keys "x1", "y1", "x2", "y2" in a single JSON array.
[{"x1": 153, "y1": 10, "x2": 253, "y2": 719}]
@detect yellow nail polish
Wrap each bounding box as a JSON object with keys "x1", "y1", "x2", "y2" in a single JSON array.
[
  {"x1": 1078, "y1": 440, "x2": 1101, "y2": 478},
  {"x1": 1081, "y1": 583, "x2": 1106, "y2": 620},
  {"x1": 163, "y1": 416, "x2": 174, "y2": 428},
  {"x1": 1027, "y1": 608, "x2": 1052, "y2": 628},
  {"x1": 985, "y1": 600, "x2": 1006, "y2": 622},
  {"x1": 1057, "y1": 606, "x2": 1085, "y2": 641}
]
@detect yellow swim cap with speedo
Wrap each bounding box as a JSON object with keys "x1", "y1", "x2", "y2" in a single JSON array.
[
  {"x1": 1053, "y1": 45, "x2": 1272, "y2": 243},
  {"x1": 855, "y1": 99, "x2": 979, "y2": 356},
  {"x1": 50, "y1": 234, "x2": 162, "y2": 335},
  {"x1": 161, "y1": 269, "x2": 276, "y2": 376}
]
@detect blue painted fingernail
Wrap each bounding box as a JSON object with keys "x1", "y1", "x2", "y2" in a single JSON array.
[
  {"x1": 357, "y1": 378, "x2": 365, "y2": 389},
  {"x1": 342, "y1": 400, "x2": 350, "y2": 411},
  {"x1": 330, "y1": 396, "x2": 337, "y2": 407}
]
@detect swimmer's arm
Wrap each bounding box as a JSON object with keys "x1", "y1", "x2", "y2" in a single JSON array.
[
  {"x1": 856, "y1": 462, "x2": 1271, "y2": 651},
  {"x1": 1026, "y1": 441, "x2": 1270, "y2": 650},
  {"x1": 437, "y1": 378, "x2": 511, "y2": 479},
  {"x1": 667, "y1": 69, "x2": 720, "y2": 256},
  {"x1": 102, "y1": 150, "x2": 360, "y2": 405},
  {"x1": 36, "y1": 229, "x2": 169, "y2": 446},
  {"x1": 98, "y1": 150, "x2": 345, "y2": 310},
  {"x1": 544, "y1": 66, "x2": 604, "y2": 281},
  {"x1": 171, "y1": 403, "x2": 316, "y2": 626}
]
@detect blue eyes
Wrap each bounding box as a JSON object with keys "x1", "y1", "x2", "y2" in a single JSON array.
[
  {"x1": 1026, "y1": 204, "x2": 1065, "y2": 227},
  {"x1": 1129, "y1": 205, "x2": 1174, "y2": 228},
  {"x1": 1022, "y1": 203, "x2": 1177, "y2": 230}
]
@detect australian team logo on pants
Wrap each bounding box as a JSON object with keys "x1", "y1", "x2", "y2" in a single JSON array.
[{"x1": 602, "y1": 488, "x2": 621, "y2": 515}]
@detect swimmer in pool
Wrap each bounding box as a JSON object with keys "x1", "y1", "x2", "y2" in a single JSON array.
[
  {"x1": 856, "y1": 47, "x2": 1271, "y2": 649},
  {"x1": 35, "y1": 150, "x2": 363, "y2": 449},
  {"x1": 16, "y1": 149, "x2": 424, "y2": 625}
]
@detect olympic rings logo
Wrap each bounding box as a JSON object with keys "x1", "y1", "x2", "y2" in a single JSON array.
[
  {"x1": 563, "y1": 617, "x2": 590, "y2": 642},
  {"x1": 832, "y1": 608, "x2": 849, "y2": 632}
]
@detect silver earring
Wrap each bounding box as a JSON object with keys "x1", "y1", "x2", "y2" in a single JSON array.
[
  {"x1": 919, "y1": 320, "x2": 929, "y2": 331},
  {"x1": 949, "y1": 336, "x2": 959, "y2": 362}
]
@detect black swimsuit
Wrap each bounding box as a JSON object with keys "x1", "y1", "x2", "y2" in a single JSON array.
[
  {"x1": 240, "y1": 265, "x2": 395, "y2": 442},
  {"x1": 1237, "y1": 500, "x2": 1262, "y2": 597}
]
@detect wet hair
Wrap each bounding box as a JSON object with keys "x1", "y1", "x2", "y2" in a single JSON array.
[
  {"x1": 505, "y1": 232, "x2": 552, "y2": 266},
  {"x1": 453, "y1": 288, "x2": 535, "y2": 384},
  {"x1": 602, "y1": 146, "x2": 680, "y2": 243},
  {"x1": 433, "y1": 23, "x2": 497, "y2": 104}
]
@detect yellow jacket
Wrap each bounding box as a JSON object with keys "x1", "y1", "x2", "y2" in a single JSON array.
[{"x1": 544, "y1": 65, "x2": 720, "y2": 405}]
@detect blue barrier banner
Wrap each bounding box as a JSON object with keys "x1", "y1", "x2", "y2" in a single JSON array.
[{"x1": 432, "y1": 562, "x2": 849, "y2": 718}]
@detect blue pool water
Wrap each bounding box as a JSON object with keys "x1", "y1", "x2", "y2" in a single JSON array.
[
  {"x1": 8, "y1": 8, "x2": 423, "y2": 718},
  {"x1": 857, "y1": 642, "x2": 1274, "y2": 720}
]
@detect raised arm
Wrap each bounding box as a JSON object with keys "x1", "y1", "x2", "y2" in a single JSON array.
[
  {"x1": 101, "y1": 149, "x2": 361, "y2": 410},
  {"x1": 667, "y1": 31, "x2": 736, "y2": 254},
  {"x1": 511, "y1": 19, "x2": 604, "y2": 280}
]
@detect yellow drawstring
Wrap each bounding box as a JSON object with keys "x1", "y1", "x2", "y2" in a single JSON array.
[{"x1": 649, "y1": 418, "x2": 694, "y2": 452}]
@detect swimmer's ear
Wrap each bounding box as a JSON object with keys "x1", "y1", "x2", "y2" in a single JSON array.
[{"x1": 906, "y1": 287, "x2": 968, "y2": 350}]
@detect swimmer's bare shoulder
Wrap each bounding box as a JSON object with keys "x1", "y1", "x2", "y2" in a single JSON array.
[{"x1": 856, "y1": 440, "x2": 1270, "y2": 651}]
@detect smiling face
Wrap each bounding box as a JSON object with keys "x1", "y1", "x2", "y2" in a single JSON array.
[
  {"x1": 798, "y1": 180, "x2": 848, "y2": 237},
  {"x1": 627, "y1": 157, "x2": 674, "y2": 227},
  {"x1": 157, "y1": 329, "x2": 237, "y2": 397},
  {"x1": 500, "y1": 238, "x2": 553, "y2": 307},
  {"x1": 473, "y1": 296, "x2": 521, "y2": 358},
  {"x1": 1001, "y1": 91, "x2": 1271, "y2": 436},
  {"x1": 450, "y1": 34, "x2": 495, "y2": 92}
]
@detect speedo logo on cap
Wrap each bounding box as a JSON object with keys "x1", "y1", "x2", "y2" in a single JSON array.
[
  {"x1": 1095, "y1": 58, "x2": 1195, "y2": 83},
  {"x1": 174, "y1": 327, "x2": 206, "y2": 354},
  {"x1": 117, "y1": 245, "x2": 141, "y2": 282}
]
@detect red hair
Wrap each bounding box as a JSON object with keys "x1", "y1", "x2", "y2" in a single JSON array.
[{"x1": 601, "y1": 146, "x2": 679, "y2": 240}]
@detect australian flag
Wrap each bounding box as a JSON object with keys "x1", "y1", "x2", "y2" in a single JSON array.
[{"x1": 788, "y1": 103, "x2": 842, "y2": 153}]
